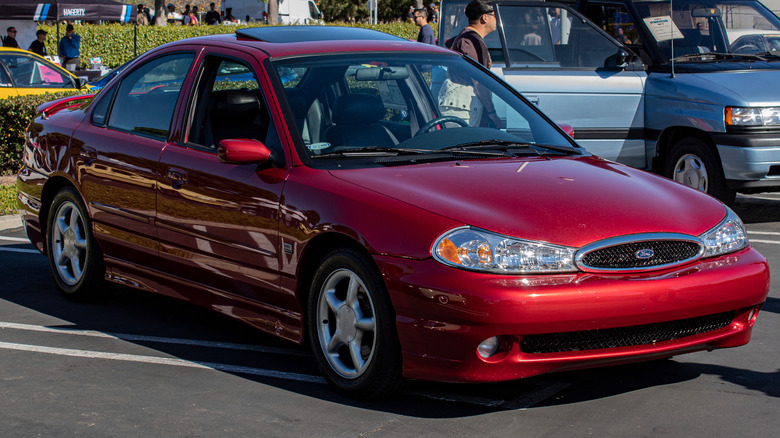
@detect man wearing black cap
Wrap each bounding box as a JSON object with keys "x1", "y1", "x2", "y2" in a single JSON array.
[
  {"x1": 28, "y1": 30, "x2": 48, "y2": 56},
  {"x1": 447, "y1": 0, "x2": 496, "y2": 69},
  {"x1": 439, "y1": 0, "x2": 500, "y2": 127}
]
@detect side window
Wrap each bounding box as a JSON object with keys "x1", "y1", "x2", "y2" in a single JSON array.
[
  {"x1": 107, "y1": 53, "x2": 194, "y2": 139},
  {"x1": 90, "y1": 84, "x2": 118, "y2": 126},
  {"x1": 500, "y1": 6, "x2": 622, "y2": 68},
  {"x1": 0, "y1": 63, "x2": 12, "y2": 87},
  {"x1": 0, "y1": 54, "x2": 73, "y2": 88},
  {"x1": 188, "y1": 57, "x2": 276, "y2": 156},
  {"x1": 585, "y1": 3, "x2": 640, "y2": 46}
]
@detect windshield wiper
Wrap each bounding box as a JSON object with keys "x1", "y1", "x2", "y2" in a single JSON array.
[
  {"x1": 672, "y1": 52, "x2": 768, "y2": 62},
  {"x1": 312, "y1": 146, "x2": 520, "y2": 159},
  {"x1": 443, "y1": 139, "x2": 580, "y2": 155}
]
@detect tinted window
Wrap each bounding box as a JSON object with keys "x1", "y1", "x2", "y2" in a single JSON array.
[
  {"x1": 0, "y1": 54, "x2": 73, "y2": 88},
  {"x1": 108, "y1": 53, "x2": 194, "y2": 139}
]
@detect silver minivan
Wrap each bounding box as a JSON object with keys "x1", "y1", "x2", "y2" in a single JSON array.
[{"x1": 440, "y1": 0, "x2": 780, "y2": 202}]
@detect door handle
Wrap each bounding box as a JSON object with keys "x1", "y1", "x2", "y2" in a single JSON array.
[
  {"x1": 526, "y1": 95, "x2": 540, "y2": 106},
  {"x1": 166, "y1": 168, "x2": 188, "y2": 189},
  {"x1": 79, "y1": 147, "x2": 97, "y2": 166}
]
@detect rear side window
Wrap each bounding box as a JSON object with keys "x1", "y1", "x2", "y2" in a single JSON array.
[{"x1": 107, "y1": 53, "x2": 194, "y2": 139}]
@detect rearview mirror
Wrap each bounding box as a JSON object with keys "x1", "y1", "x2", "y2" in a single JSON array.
[
  {"x1": 355, "y1": 66, "x2": 409, "y2": 81},
  {"x1": 218, "y1": 138, "x2": 271, "y2": 164},
  {"x1": 692, "y1": 8, "x2": 721, "y2": 18}
]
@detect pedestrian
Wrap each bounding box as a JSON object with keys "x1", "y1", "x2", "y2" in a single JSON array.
[
  {"x1": 2, "y1": 27, "x2": 20, "y2": 48},
  {"x1": 58, "y1": 24, "x2": 81, "y2": 72},
  {"x1": 205, "y1": 2, "x2": 221, "y2": 25},
  {"x1": 224, "y1": 8, "x2": 236, "y2": 23},
  {"x1": 406, "y1": 6, "x2": 415, "y2": 23},
  {"x1": 439, "y1": 0, "x2": 500, "y2": 127},
  {"x1": 137, "y1": 4, "x2": 149, "y2": 25},
  {"x1": 429, "y1": 3, "x2": 439, "y2": 24},
  {"x1": 183, "y1": 4, "x2": 192, "y2": 25},
  {"x1": 189, "y1": 6, "x2": 199, "y2": 25},
  {"x1": 413, "y1": 8, "x2": 435, "y2": 45},
  {"x1": 28, "y1": 29, "x2": 48, "y2": 56}
]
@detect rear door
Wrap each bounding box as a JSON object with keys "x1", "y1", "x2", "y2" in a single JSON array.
[{"x1": 440, "y1": 1, "x2": 647, "y2": 168}]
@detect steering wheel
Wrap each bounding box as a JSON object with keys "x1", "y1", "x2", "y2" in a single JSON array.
[{"x1": 416, "y1": 116, "x2": 469, "y2": 136}]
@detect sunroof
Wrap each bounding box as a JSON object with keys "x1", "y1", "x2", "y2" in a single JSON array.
[{"x1": 236, "y1": 26, "x2": 405, "y2": 43}]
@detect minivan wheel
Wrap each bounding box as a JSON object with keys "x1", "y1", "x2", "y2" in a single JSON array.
[
  {"x1": 666, "y1": 137, "x2": 736, "y2": 204},
  {"x1": 307, "y1": 248, "x2": 403, "y2": 399},
  {"x1": 46, "y1": 186, "x2": 105, "y2": 301}
]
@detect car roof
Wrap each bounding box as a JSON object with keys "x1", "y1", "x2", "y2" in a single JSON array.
[{"x1": 165, "y1": 26, "x2": 455, "y2": 59}]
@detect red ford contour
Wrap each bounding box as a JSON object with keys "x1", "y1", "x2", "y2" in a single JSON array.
[{"x1": 17, "y1": 27, "x2": 769, "y2": 399}]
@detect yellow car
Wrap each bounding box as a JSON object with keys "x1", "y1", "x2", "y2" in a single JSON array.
[{"x1": 0, "y1": 47, "x2": 88, "y2": 99}]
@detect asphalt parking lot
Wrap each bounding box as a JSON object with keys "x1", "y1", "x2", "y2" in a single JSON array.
[{"x1": 0, "y1": 194, "x2": 778, "y2": 437}]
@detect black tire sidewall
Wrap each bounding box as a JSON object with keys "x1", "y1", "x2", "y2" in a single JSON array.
[
  {"x1": 306, "y1": 248, "x2": 403, "y2": 399},
  {"x1": 46, "y1": 186, "x2": 104, "y2": 300},
  {"x1": 666, "y1": 137, "x2": 735, "y2": 203}
]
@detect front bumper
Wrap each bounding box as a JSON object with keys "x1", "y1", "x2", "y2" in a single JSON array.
[{"x1": 376, "y1": 247, "x2": 769, "y2": 383}]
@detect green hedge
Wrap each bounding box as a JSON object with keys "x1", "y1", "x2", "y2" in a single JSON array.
[
  {"x1": 0, "y1": 184, "x2": 17, "y2": 215},
  {"x1": 40, "y1": 21, "x2": 427, "y2": 69}
]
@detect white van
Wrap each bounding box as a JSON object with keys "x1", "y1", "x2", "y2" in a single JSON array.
[{"x1": 222, "y1": 0, "x2": 322, "y2": 24}]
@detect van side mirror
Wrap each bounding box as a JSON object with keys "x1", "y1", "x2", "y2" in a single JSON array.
[{"x1": 604, "y1": 49, "x2": 631, "y2": 69}]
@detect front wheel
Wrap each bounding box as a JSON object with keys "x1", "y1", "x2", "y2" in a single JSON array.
[
  {"x1": 307, "y1": 248, "x2": 403, "y2": 399},
  {"x1": 46, "y1": 186, "x2": 105, "y2": 301},
  {"x1": 665, "y1": 137, "x2": 735, "y2": 204}
]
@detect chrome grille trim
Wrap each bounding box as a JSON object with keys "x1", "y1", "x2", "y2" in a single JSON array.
[{"x1": 575, "y1": 233, "x2": 704, "y2": 273}]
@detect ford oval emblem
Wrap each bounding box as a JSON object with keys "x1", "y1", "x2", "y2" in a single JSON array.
[{"x1": 635, "y1": 248, "x2": 654, "y2": 259}]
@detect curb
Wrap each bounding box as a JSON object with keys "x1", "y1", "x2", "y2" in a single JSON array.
[{"x1": 0, "y1": 214, "x2": 22, "y2": 232}]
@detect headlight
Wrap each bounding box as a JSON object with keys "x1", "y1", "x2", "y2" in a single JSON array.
[
  {"x1": 699, "y1": 207, "x2": 749, "y2": 257},
  {"x1": 433, "y1": 227, "x2": 577, "y2": 274},
  {"x1": 725, "y1": 106, "x2": 780, "y2": 126}
]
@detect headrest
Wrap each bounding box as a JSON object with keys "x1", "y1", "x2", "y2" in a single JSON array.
[
  {"x1": 332, "y1": 94, "x2": 385, "y2": 125},
  {"x1": 210, "y1": 89, "x2": 261, "y2": 123}
]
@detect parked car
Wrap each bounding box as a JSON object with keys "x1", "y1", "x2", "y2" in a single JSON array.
[
  {"x1": 0, "y1": 47, "x2": 86, "y2": 99},
  {"x1": 439, "y1": 0, "x2": 780, "y2": 203},
  {"x1": 18, "y1": 26, "x2": 769, "y2": 399},
  {"x1": 727, "y1": 29, "x2": 780, "y2": 53}
]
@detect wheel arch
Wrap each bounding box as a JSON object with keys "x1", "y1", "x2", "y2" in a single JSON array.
[
  {"x1": 294, "y1": 232, "x2": 382, "y2": 319},
  {"x1": 39, "y1": 175, "x2": 82, "y2": 253},
  {"x1": 654, "y1": 126, "x2": 721, "y2": 174}
]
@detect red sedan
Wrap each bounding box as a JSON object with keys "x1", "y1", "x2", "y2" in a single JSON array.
[{"x1": 17, "y1": 27, "x2": 769, "y2": 399}]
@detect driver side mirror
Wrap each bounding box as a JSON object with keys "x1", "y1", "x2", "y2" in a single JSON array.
[
  {"x1": 604, "y1": 49, "x2": 631, "y2": 70},
  {"x1": 218, "y1": 138, "x2": 272, "y2": 164}
]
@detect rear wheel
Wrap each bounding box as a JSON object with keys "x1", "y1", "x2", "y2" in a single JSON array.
[
  {"x1": 666, "y1": 137, "x2": 736, "y2": 204},
  {"x1": 46, "y1": 186, "x2": 105, "y2": 301},
  {"x1": 307, "y1": 248, "x2": 403, "y2": 399}
]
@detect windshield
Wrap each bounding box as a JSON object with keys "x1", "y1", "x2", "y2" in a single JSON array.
[
  {"x1": 633, "y1": 0, "x2": 780, "y2": 61},
  {"x1": 271, "y1": 53, "x2": 579, "y2": 167}
]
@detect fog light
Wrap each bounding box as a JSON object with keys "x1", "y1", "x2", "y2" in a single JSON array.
[{"x1": 477, "y1": 336, "x2": 499, "y2": 359}]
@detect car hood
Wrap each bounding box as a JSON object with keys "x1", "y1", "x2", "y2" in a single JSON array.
[
  {"x1": 330, "y1": 156, "x2": 727, "y2": 248},
  {"x1": 649, "y1": 68, "x2": 780, "y2": 106}
]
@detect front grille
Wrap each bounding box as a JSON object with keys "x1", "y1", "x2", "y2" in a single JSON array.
[
  {"x1": 578, "y1": 240, "x2": 702, "y2": 270},
  {"x1": 520, "y1": 311, "x2": 734, "y2": 354}
]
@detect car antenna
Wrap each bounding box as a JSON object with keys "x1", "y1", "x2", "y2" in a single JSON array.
[{"x1": 670, "y1": 0, "x2": 676, "y2": 78}]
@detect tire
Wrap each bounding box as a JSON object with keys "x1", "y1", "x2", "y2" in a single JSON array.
[
  {"x1": 665, "y1": 137, "x2": 736, "y2": 204},
  {"x1": 307, "y1": 248, "x2": 403, "y2": 399},
  {"x1": 46, "y1": 186, "x2": 105, "y2": 301}
]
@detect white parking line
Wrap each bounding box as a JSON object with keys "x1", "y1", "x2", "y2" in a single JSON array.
[
  {"x1": 0, "y1": 247, "x2": 39, "y2": 254},
  {"x1": 0, "y1": 322, "x2": 310, "y2": 357},
  {"x1": 748, "y1": 239, "x2": 780, "y2": 245},
  {"x1": 0, "y1": 340, "x2": 326, "y2": 384},
  {"x1": 0, "y1": 236, "x2": 29, "y2": 242}
]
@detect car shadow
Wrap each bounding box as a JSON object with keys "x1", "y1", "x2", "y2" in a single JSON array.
[
  {"x1": 0, "y1": 244, "x2": 775, "y2": 418},
  {"x1": 732, "y1": 194, "x2": 780, "y2": 224}
]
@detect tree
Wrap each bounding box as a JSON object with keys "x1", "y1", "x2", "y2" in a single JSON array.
[
  {"x1": 268, "y1": 0, "x2": 278, "y2": 24},
  {"x1": 154, "y1": 0, "x2": 167, "y2": 26}
]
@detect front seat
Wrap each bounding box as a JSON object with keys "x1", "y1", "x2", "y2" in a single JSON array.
[
  {"x1": 208, "y1": 89, "x2": 268, "y2": 147},
  {"x1": 324, "y1": 94, "x2": 398, "y2": 148}
]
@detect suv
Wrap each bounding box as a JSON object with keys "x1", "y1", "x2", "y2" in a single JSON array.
[{"x1": 440, "y1": 0, "x2": 780, "y2": 202}]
